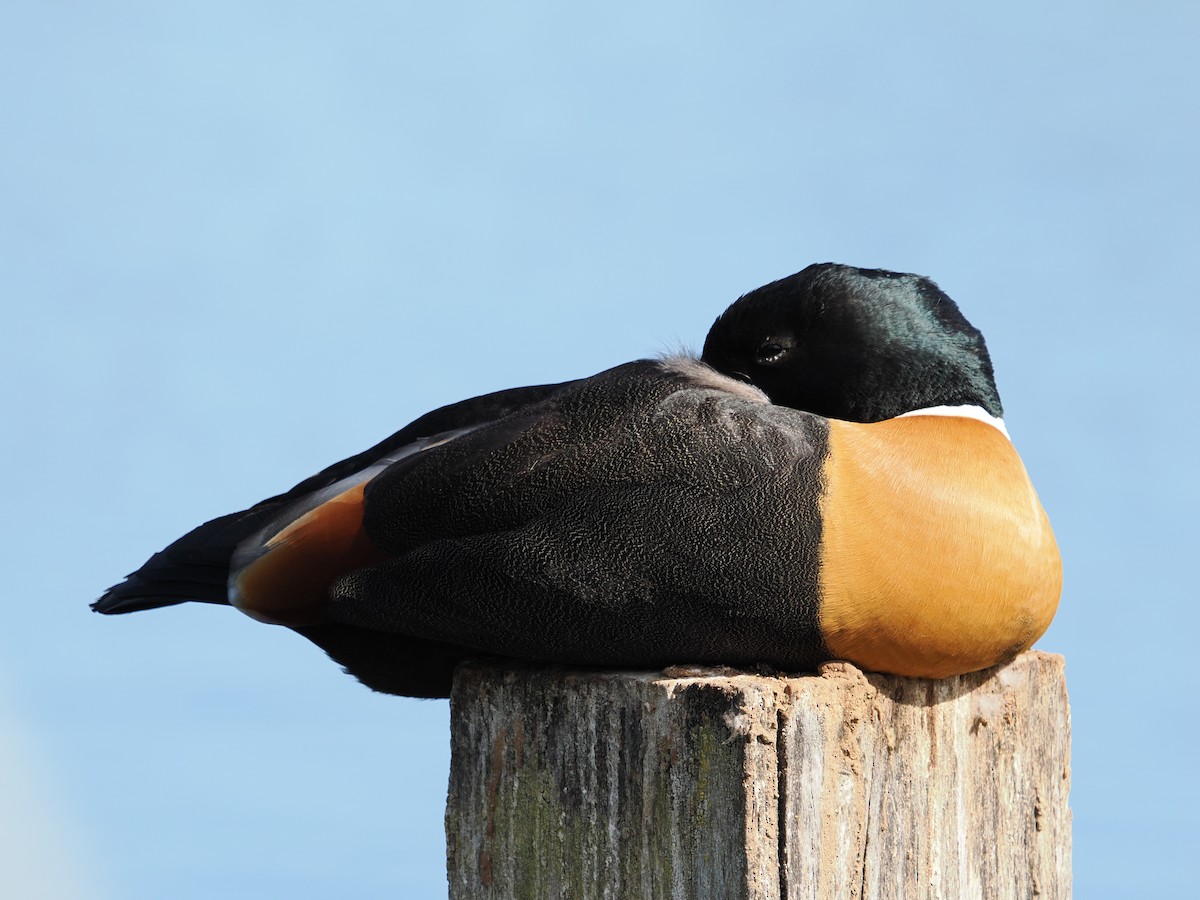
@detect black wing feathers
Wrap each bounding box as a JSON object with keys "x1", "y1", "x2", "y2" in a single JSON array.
[
  {"x1": 92, "y1": 381, "x2": 571, "y2": 614},
  {"x1": 329, "y1": 361, "x2": 831, "y2": 674},
  {"x1": 94, "y1": 360, "x2": 830, "y2": 696}
]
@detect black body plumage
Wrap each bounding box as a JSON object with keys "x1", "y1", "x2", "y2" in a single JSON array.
[{"x1": 328, "y1": 359, "x2": 829, "y2": 692}]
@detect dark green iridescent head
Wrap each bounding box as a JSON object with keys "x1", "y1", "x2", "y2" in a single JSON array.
[{"x1": 701, "y1": 263, "x2": 1003, "y2": 422}]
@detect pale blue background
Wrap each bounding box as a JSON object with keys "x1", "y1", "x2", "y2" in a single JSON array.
[{"x1": 2, "y1": 2, "x2": 1195, "y2": 897}]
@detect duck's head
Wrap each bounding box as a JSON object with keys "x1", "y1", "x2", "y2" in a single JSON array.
[{"x1": 700, "y1": 263, "x2": 1003, "y2": 423}]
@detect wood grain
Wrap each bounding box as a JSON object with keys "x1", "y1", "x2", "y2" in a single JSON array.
[{"x1": 446, "y1": 652, "x2": 1070, "y2": 900}]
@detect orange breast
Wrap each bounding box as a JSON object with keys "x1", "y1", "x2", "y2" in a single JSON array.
[{"x1": 818, "y1": 416, "x2": 1061, "y2": 678}]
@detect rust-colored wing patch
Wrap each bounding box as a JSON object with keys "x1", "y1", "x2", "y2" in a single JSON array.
[
  {"x1": 819, "y1": 416, "x2": 1061, "y2": 678},
  {"x1": 231, "y1": 481, "x2": 389, "y2": 626}
]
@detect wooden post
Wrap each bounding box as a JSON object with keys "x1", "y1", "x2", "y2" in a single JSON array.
[{"x1": 446, "y1": 651, "x2": 1070, "y2": 900}]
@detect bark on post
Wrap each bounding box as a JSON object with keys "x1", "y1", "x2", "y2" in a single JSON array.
[{"x1": 446, "y1": 651, "x2": 1070, "y2": 900}]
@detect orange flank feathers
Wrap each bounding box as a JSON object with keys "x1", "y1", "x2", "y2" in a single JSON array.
[
  {"x1": 819, "y1": 416, "x2": 1061, "y2": 678},
  {"x1": 231, "y1": 482, "x2": 389, "y2": 626}
]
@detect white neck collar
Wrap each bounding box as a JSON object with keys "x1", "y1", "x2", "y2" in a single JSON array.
[{"x1": 895, "y1": 404, "x2": 1010, "y2": 439}]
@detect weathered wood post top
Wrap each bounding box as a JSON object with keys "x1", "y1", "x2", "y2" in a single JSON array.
[{"x1": 446, "y1": 651, "x2": 1070, "y2": 900}]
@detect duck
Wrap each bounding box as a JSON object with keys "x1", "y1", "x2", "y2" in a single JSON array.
[{"x1": 93, "y1": 263, "x2": 1061, "y2": 697}]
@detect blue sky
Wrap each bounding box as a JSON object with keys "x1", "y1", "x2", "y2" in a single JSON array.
[{"x1": 2, "y1": 2, "x2": 1196, "y2": 897}]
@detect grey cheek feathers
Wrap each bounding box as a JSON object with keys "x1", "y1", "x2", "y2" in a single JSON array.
[{"x1": 656, "y1": 355, "x2": 771, "y2": 405}]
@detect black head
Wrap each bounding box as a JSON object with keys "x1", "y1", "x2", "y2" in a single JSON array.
[{"x1": 701, "y1": 263, "x2": 1003, "y2": 422}]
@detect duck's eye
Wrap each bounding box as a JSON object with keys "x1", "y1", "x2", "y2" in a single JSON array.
[{"x1": 754, "y1": 340, "x2": 789, "y2": 365}]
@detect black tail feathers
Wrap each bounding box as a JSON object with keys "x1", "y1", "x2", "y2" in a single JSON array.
[{"x1": 92, "y1": 506, "x2": 278, "y2": 615}]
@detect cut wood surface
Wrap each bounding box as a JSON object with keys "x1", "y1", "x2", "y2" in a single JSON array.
[{"x1": 446, "y1": 651, "x2": 1070, "y2": 900}]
